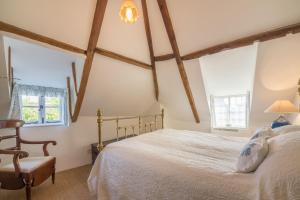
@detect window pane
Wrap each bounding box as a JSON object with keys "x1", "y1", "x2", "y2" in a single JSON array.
[
  {"x1": 22, "y1": 96, "x2": 39, "y2": 106},
  {"x1": 45, "y1": 97, "x2": 60, "y2": 107},
  {"x1": 230, "y1": 96, "x2": 247, "y2": 128},
  {"x1": 22, "y1": 107, "x2": 39, "y2": 123},
  {"x1": 213, "y1": 97, "x2": 229, "y2": 127},
  {"x1": 45, "y1": 107, "x2": 61, "y2": 122},
  {"x1": 212, "y1": 94, "x2": 248, "y2": 129}
]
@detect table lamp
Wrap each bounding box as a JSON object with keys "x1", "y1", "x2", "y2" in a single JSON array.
[{"x1": 264, "y1": 100, "x2": 299, "y2": 129}]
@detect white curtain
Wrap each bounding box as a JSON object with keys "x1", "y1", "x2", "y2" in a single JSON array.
[{"x1": 8, "y1": 84, "x2": 69, "y2": 126}]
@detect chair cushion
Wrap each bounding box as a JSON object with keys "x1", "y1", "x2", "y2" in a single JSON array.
[{"x1": 0, "y1": 156, "x2": 55, "y2": 173}]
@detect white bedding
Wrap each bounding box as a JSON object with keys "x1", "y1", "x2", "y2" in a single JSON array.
[{"x1": 87, "y1": 129, "x2": 300, "y2": 200}]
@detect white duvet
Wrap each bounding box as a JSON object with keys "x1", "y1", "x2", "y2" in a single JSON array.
[{"x1": 88, "y1": 129, "x2": 300, "y2": 200}]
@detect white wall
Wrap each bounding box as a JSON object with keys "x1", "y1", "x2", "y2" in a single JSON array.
[
  {"x1": 290, "y1": 94, "x2": 300, "y2": 124},
  {"x1": 156, "y1": 59, "x2": 211, "y2": 131},
  {"x1": 0, "y1": 116, "x2": 95, "y2": 171},
  {"x1": 0, "y1": 113, "x2": 163, "y2": 172},
  {"x1": 250, "y1": 34, "x2": 300, "y2": 129}
]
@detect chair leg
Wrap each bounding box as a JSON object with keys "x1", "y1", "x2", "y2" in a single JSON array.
[
  {"x1": 52, "y1": 172, "x2": 55, "y2": 184},
  {"x1": 25, "y1": 180, "x2": 32, "y2": 200}
]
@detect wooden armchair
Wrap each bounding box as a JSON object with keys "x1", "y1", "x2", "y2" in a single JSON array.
[{"x1": 0, "y1": 120, "x2": 57, "y2": 200}]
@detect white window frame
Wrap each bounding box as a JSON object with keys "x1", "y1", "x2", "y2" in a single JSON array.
[
  {"x1": 20, "y1": 95, "x2": 64, "y2": 127},
  {"x1": 210, "y1": 93, "x2": 250, "y2": 129}
]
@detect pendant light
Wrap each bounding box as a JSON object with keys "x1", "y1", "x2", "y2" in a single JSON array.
[{"x1": 119, "y1": 0, "x2": 139, "y2": 24}]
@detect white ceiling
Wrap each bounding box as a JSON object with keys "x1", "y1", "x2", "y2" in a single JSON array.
[
  {"x1": 3, "y1": 36, "x2": 84, "y2": 88},
  {"x1": 0, "y1": 0, "x2": 299, "y2": 121}
]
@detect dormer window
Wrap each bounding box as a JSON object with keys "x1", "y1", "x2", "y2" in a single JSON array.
[
  {"x1": 8, "y1": 84, "x2": 68, "y2": 127},
  {"x1": 21, "y1": 95, "x2": 64, "y2": 125},
  {"x1": 210, "y1": 93, "x2": 249, "y2": 129}
]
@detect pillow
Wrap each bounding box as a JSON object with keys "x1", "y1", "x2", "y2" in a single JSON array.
[
  {"x1": 272, "y1": 125, "x2": 300, "y2": 135},
  {"x1": 250, "y1": 127, "x2": 275, "y2": 140},
  {"x1": 254, "y1": 132, "x2": 300, "y2": 199},
  {"x1": 236, "y1": 137, "x2": 269, "y2": 173}
]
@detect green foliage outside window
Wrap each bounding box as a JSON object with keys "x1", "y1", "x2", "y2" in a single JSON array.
[
  {"x1": 21, "y1": 95, "x2": 62, "y2": 124},
  {"x1": 46, "y1": 108, "x2": 60, "y2": 121},
  {"x1": 22, "y1": 107, "x2": 39, "y2": 123},
  {"x1": 45, "y1": 97, "x2": 60, "y2": 106}
]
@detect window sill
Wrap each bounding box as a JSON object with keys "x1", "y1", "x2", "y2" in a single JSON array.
[
  {"x1": 213, "y1": 127, "x2": 247, "y2": 131},
  {"x1": 212, "y1": 127, "x2": 251, "y2": 135},
  {"x1": 24, "y1": 123, "x2": 65, "y2": 128}
]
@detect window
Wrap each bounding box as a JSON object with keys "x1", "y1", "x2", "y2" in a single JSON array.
[
  {"x1": 211, "y1": 94, "x2": 249, "y2": 129},
  {"x1": 21, "y1": 95, "x2": 64, "y2": 126}
]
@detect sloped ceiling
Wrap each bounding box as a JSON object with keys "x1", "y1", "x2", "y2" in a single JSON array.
[
  {"x1": 200, "y1": 44, "x2": 257, "y2": 99},
  {"x1": 0, "y1": 0, "x2": 299, "y2": 122},
  {"x1": 162, "y1": 0, "x2": 300, "y2": 55},
  {"x1": 3, "y1": 37, "x2": 84, "y2": 89}
]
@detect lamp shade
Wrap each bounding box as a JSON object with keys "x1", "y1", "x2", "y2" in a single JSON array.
[
  {"x1": 119, "y1": 0, "x2": 138, "y2": 24},
  {"x1": 264, "y1": 100, "x2": 298, "y2": 114}
]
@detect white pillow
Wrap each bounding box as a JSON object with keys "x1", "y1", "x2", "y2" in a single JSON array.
[
  {"x1": 254, "y1": 132, "x2": 300, "y2": 199},
  {"x1": 250, "y1": 127, "x2": 275, "y2": 140},
  {"x1": 273, "y1": 125, "x2": 300, "y2": 135},
  {"x1": 236, "y1": 137, "x2": 269, "y2": 173}
]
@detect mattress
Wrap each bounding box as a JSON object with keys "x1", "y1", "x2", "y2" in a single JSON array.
[{"x1": 88, "y1": 129, "x2": 256, "y2": 200}]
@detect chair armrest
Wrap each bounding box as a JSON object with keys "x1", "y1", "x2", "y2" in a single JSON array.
[
  {"x1": 0, "y1": 149, "x2": 29, "y2": 176},
  {"x1": 20, "y1": 139, "x2": 57, "y2": 156}
]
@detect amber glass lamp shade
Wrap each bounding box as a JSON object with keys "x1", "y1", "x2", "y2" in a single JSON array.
[{"x1": 119, "y1": 0, "x2": 139, "y2": 24}]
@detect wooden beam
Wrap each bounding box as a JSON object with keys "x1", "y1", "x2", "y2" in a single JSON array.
[
  {"x1": 155, "y1": 22, "x2": 300, "y2": 61},
  {"x1": 142, "y1": 0, "x2": 159, "y2": 100},
  {"x1": 0, "y1": 21, "x2": 86, "y2": 55},
  {"x1": 71, "y1": 62, "x2": 78, "y2": 96},
  {"x1": 154, "y1": 53, "x2": 174, "y2": 61},
  {"x1": 157, "y1": 0, "x2": 200, "y2": 123},
  {"x1": 66, "y1": 77, "x2": 73, "y2": 118},
  {"x1": 182, "y1": 22, "x2": 300, "y2": 60},
  {"x1": 10, "y1": 67, "x2": 14, "y2": 95},
  {"x1": 72, "y1": 0, "x2": 108, "y2": 122},
  {"x1": 8, "y1": 46, "x2": 11, "y2": 85},
  {"x1": 95, "y1": 48, "x2": 152, "y2": 70}
]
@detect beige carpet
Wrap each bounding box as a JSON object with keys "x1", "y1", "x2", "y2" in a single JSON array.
[{"x1": 0, "y1": 165, "x2": 96, "y2": 200}]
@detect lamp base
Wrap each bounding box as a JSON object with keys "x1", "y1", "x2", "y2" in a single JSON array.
[{"x1": 271, "y1": 115, "x2": 290, "y2": 129}]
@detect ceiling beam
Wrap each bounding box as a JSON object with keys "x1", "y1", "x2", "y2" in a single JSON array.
[
  {"x1": 157, "y1": 0, "x2": 200, "y2": 123},
  {"x1": 0, "y1": 21, "x2": 86, "y2": 55},
  {"x1": 71, "y1": 62, "x2": 79, "y2": 96},
  {"x1": 142, "y1": 0, "x2": 159, "y2": 100},
  {"x1": 154, "y1": 53, "x2": 174, "y2": 62},
  {"x1": 66, "y1": 77, "x2": 73, "y2": 118},
  {"x1": 155, "y1": 22, "x2": 300, "y2": 61},
  {"x1": 182, "y1": 22, "x2": 300, "y2": 60},
  {"x1": 95, "y1": 47, "x2": 152, "y2": 70},
  {"x1": 8, "y1": 46, "x2": 11, "y2": 85},
  {"x1": 72, "y1": 0, "x2": 108, "y2": 122}
]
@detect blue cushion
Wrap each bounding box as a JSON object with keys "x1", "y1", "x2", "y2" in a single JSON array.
[{"x1": 271, "y1": 121, "x2": 290, "y2": 129}]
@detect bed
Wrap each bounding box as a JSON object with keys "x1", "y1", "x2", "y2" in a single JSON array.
[
  {"x1": 88, "y1": 111, "x2": 300, "y2": 200},
  {"x1": 88, "y1": 110, "x2": 300, "y2": 200}
]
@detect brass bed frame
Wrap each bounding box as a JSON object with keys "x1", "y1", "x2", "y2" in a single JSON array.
[{"x1": 96, "y1": 109, "x2": 164, "y2": 150}]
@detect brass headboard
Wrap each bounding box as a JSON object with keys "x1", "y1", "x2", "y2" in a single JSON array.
[{"x1": 96, "y1": 109, "x2": 164, "y2": 150}]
